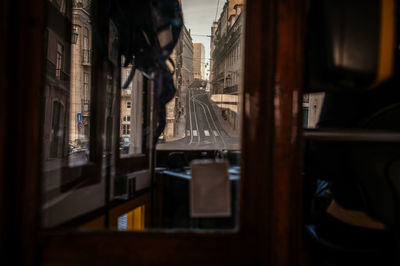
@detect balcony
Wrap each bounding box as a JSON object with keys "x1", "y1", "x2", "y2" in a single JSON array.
[
  {"x1": 82, "y1": 49, "x2": 91, "y2": 66},
  {"x1": 82, "y1": 99, "x2": 90, "y2": 114},
  {"x1": 223, "y1": 85, "x2": 239, "y2": 95}
]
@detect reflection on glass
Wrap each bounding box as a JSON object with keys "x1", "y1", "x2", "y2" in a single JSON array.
[
  {"x1": 120, "y1": 64, "x2": 144, "y2": 156},
  {"x1": 68, "y1": 0, "x2": 92, "y2": 166},
  {"x1": 42, "y1": 0, "x2": 72, "y2": 218},
  {"x1": 41, "y1": 0, "x2": 104, "y2": 228}
]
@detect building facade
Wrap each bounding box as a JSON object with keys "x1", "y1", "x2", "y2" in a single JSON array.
[
  {"x1": 210, "y1": 0, "x2": 244, "y2": 131},
  {"x1": 164, "y1": 25, "x2": 193, "y2": 140},
  {"x1": 43, "y1": 0, "x2": 72, "y2": 161},
  {"x1": 69, "y1": 0, "x2": 92, "y2": 146},
  {"x1": 193, "y1": 43, "x2": 205, "y2": 80},
  {"x1": 120, "y1": 66, "x2": 144, "y2": 155}
]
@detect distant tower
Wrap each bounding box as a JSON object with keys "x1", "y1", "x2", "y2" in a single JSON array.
[{"x1": 193, "y1": 43, "x2": 205, "y2": 80}]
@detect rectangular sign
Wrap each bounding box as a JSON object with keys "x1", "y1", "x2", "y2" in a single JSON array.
[{"x1": 190, "y1": 160, "x2": 231, "y2": 218}]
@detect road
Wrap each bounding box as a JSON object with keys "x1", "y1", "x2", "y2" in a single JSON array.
[{"x1": 157, "y1": 88, "x2": 239, "y2": 150}]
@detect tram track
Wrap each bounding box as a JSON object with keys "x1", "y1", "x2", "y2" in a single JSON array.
[{"x1": 190, "y1": 90, "x2": 227, "y2": 149}]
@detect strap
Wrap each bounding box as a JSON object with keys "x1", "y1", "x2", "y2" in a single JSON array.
[{"x1": 326, "y1": 199, "x2": 386, "y2": 230}]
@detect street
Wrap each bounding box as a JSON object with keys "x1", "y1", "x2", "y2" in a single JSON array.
[{"x1": 157, "y1": 88, "x2": 240, "y2": 150}]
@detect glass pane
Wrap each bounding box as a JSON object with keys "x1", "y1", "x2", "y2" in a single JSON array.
[
  {"x1": 40, "y1": 0, "x2": 245, "y2": 232},
  {"x1": 68, "y1": 3, "x2": 93, "y2": 166},
  {"x1": 151, "y1": 0, "x2": 245, "y2": 231},
  {"x1": 120, "y1": 63, "x2": 144, "y2": 157},
  {"x1": 41, "y1": 0, "x2": 103, "y2": 228},
  {"x1": 157, "y1": 0, "x2": 243, "y2": 151}
]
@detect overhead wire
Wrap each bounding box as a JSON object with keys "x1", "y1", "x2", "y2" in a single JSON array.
[{"x1": 214, "y1": 0, "x2": 220, "y2": 22}]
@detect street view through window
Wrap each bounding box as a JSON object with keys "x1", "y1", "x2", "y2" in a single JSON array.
[
  {"x1": 119, "y1": 0, "x2": 245, "y2": 152},
  {"x1": 40, "y1": 0, "x2": 246, "y2": 229}
]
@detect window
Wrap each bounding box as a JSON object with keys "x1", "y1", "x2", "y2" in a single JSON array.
[
  {"x1": 50, "y1": 101, "x2": 64, "y2": 158},
  {"x1": 83, "y1": 27, "x2": 89, "y2": 64},
  {"x1": 158, "y1": 0, "x2": 244, "y2": 150},
  {"x1": 9, "y1": 0, "x2": 317, "y2": 265},
  {"x1": 56, "y1": 42, "x2": 63, "y2": 79},
  {"x1": 40, "y1": 0, "x2": 98, "y2": 228},
  {"x1": 122, "y1": 124, "x2": 130, "y2": 135},
  {"x1": 119, "y1": 64, "x2": 145, "y2": 158},
  {"x1": 83, "y1": 72, "x2": 89, "y2": 101}
]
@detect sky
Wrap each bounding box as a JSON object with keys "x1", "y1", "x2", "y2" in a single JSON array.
[{"x1": 181, "y1": 0, "x2": 226, "y2": 79}]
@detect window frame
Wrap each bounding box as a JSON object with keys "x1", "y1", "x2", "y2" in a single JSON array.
[
  {"x1": 39, "y1": 0, "x2": 114, "y2": 229},
  {"x1": 116, "y1": 72, "x2": 150, "y2": 174},
  {"x1": 4, "y1": 0, "x2": 310, "y2": 265},
  {"x1": 83, "y1": 72, "x2": 89, "y2": 101}
]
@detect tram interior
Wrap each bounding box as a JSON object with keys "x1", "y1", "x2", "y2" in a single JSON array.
[{"x1": 1, "y1": 0, "x2": 400, "y2": 265}]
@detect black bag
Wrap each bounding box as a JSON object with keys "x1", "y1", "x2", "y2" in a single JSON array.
[{"x1": 109, "y1": 0, "x2": 183, "y2": 143}]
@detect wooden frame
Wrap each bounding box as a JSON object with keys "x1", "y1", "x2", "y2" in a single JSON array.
[
  {"x1": 0, "y1": 0, "x2": 310, "y2": 265},
  {"x1": 1, "y1": 1, "x2": 45, "y2": 265}
]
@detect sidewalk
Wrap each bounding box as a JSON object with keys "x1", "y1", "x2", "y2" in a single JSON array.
[
  {"x1": 166, "y1": 113, "x2": 186, "y2": 142},
  {"x1": 208, "y1": 94, "x2": 239, "y2": 138}
]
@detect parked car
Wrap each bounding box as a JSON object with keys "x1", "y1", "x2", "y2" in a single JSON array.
[{"x1": 120, "y1": 137, "x2": 130, "y2": 154}]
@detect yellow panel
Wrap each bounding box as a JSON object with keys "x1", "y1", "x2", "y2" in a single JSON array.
[
  {"x1": 127, "y1": 205, "x2": 145, "y2": 231},
  {"x1": 108, "y1": 193, "x2": 151, "y2": 229},
  {"x1": 371, "y1": 0, "x2": 396, "y2": 88}
]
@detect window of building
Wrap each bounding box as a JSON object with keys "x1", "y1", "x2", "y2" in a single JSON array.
[
  {"x1": 83, "y1": 27, "x2": 89, "y2": 64},
  {"x1": 83, "y1": 72, "x2": 89, "y2": 101},
  {"x1": 123, "y1": 115, "x2": 130, "y2": 122},
  {"x1": 56, "y1": 42, "x2": 63, "y2": 79},
  {"x1": 122, "y1": 124, "x2": 130, "y2": 135},
  {"x1": 50, "y1": 101, "x2": 64, "y2": 158},
  {"x1": 127, "y1": 101, "x2": 131, "y2": 108}
]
